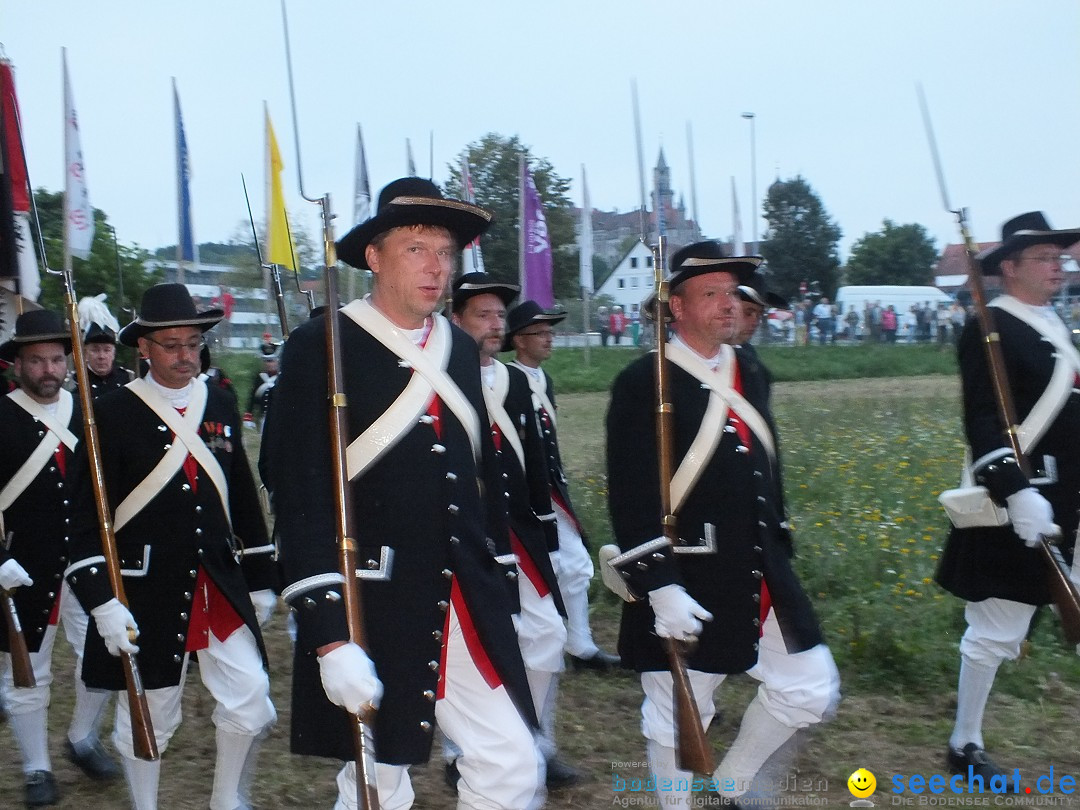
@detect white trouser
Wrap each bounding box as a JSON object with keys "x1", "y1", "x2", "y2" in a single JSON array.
[
  {"x1": 1, "y1": 622, "x2": 57, "y2": 716},
  {"x1": 641, "y1": 610, "x2": 840, "y2": 804},
  {"x1": 552, "y1": 500, "x2": 597, "y2": 657},
  {"x1": 2, "y1": 622, "x2": 59, "y2": 773},
  {"x1": 958, "y1": 598, "x2": 1037, "y2": 668},
  {"x1": 60, "y1": 581, "x2": 113, "y2": 744},
  {"x1": 517, "y1": 564, "x2": 567, "y2": 674},
  {"x1": 113, "y1": 625, "x2": 275, "y2": 760},
  {"x1": 337, "y1": 601, "x2": 542, "y2": 810}
]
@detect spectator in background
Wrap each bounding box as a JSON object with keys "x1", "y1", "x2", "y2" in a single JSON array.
[
  {"x1": 597, "y1": 306, "x2": 609, "y2": 347},
  {"x1": 950, "y1": 302, "x2": 966, "y2": 346},
  {"x1": 794, "y1": 302, "x2": 809, "y2": 346},
  {"x1": 937, "y1": 303, "x2": 951, "y2": 347},
  {"x1": 812, "y1": 297, "x2": 833, "y2": 345},
  {"x1": 869, "y1": 301, "x2": 883, "y2": 343},
  {"x1": 881, "y1": 305, "x2": 898, "y2": 343},
  {"x1": 609, "y1": 306, "x2": 626, "y2": 345},
  {"x1": 844, "y1": 307, "x2": 859, "y2": 341}
]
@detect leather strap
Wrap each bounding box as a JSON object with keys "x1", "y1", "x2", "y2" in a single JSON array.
[
  {"x1": 0, "y1": 389, "x2": 78, "y2": 513},
  {"x1": 341, "y1": 299, "x2": 481, "y2": 481},
  {"x1": 116, "y1": 378, "x2": 231, "y2": 532}
]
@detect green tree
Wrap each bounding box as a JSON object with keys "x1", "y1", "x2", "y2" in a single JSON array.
[
  {"x1": 761, "y1": 176, "x2": 842, "y2": 299},
  {"x1": 444, "y1": 133, "x2": 578, "y2": 300},
  {"x1": 845, "y1": 220, "x2": 938, "y2": 286},
  {"x1": 30, "y1": 188, "x2": 161, "y2": 317}
]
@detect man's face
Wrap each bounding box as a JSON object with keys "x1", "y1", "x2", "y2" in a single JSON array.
[
  {"x1": 670, "y1": 271, "x2": 740, "y2": 349},
  {"x1": 736, "y1": 300, "x2": 765, "y2": 345},
  {"x1": 263, "y1": 358, "x2": 279, "y2": 375},
  {"x1": 14, "y1": 342, "x2": 67, "y2": 404},
  {"x1": 1002, "y1": 242, "x2": 1066, "y2": 306},
  {"x1": 85, "y1": 342, "x2": 116, "y2": 376},
  {"x1": 513, "y1": 321, "x2": 555, "y2": 366},
  {"x1": 366, "y1": 225, "x2": 456, "y2": 328},
  {"x1": 138, "y1": 326, "x2": 202, "y2": 389},
  {"x1": 452, "y1": 293, "x2": 507, "y2": 363}
]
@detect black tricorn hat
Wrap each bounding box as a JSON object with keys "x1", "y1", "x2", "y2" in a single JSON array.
[
  {"x1": 118, "y1": 283, "x2": 223, "y2": 347},
  {"x1": 976, "y1": 212, "x2": 1080, "y2": 275},
  {"x1": 738, "y1": 271, "x2": 790, "y2": 311},
  {"x1": 84, "y1": 322, "x2": 118, "y2": 345},
  {"x1": 669, "y1": 241, "x2": 762, "y2": 290},
  {"x1": 0, "y1": 309, "x2": 72, "y2": 362},
  {"x1": 336, "y1": 177, "x2": 493, "y2": 271},
  {"x1": 502, "y1": 300, "x2": 566, "y2": 352},
  {"x1": 451, "y1": 271, "x2": 519, "y2": 312}
]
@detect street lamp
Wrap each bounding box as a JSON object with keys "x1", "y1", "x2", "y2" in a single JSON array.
[{"x1": 741, "y1": 112, "x2": 757, "y2": 255}]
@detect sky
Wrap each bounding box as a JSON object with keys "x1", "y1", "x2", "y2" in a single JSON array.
[{"x1": 4, "y1": 0, "x2": 1079, "y2": 266}]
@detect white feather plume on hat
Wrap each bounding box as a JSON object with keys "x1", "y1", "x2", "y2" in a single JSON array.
[{"x1": 78, "y1": 293, "x2": 120, "y2": 335}]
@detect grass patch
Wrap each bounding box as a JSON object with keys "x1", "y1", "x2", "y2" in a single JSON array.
[{"x1": 20, "y1": 374, "x2": 1078, "y2": 808}]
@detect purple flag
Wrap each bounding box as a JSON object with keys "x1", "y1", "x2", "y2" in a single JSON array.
[{"x1": 520, "y1": 164, "x2": 553, "y2": 308}]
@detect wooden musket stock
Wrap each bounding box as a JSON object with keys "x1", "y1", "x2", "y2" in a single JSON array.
[
  {"x1": 2, "y1": 590, "x2": 35, "y2": 688},
  {"x1": 652, "y1": 236, "x2": 715, "y2": 775}
]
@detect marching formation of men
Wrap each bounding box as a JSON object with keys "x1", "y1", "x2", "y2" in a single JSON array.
[{"x1": 2, "y1": 178, "x2": 1078, "y2": 810}]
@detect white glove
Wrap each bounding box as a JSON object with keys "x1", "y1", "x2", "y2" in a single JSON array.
[
  {"x1": 318, "y1": 642, "x2": 383, "y2": 713},
  {"x1": 249, "y1": 589, "x2": 277, "y2": 628},
  {"x1": 91, "y1": 598, "x2": 140, "y2": 656},
  {"x1": 0, "y1": 559, "x2": 33, "y2": 591},
  {"x1": 1006, "y1": 488, "x2": 1059, "y2": 548},
  {"x1": 648, "y1": 584, "x2": 713, "y2": 641}
]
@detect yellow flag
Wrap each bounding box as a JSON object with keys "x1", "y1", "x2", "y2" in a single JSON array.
[{"x1": 266, "y1": 107, "x2": 295, "y2": 270}]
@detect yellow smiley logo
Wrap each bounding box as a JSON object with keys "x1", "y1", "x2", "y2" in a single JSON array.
[{"x1": 848, "y1": 768, "x2": 876, "y2": 798}]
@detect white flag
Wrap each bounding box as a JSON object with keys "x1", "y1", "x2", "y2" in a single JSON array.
[
  {"x1": 579, "y1": 165, "x2": 593, "y2": 293},
  {"x1": 63, "y1": 49, "x2": 94, "y2": 261},
  {"x1": 731, "y1": 177, "x2": 744, "y2": 257}
]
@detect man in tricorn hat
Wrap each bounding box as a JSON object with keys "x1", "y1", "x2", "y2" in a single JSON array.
[
  {"x1": 936, "y1": 212, "x2": 1080, "y2": 778},
  {"x1": 0, "y1": 309, "x2": 120, "y2": 805},
  {"x1": 449, "y1": 272, "x2": 577, "y2": 794},
  {"x1": 505, "y1": 300, "x2": 620, "y2": 678},
  {"x1": 244, "y1": 335, "x2": 280, "y2": 432},
  {"x1": 262, "y1": 178, "x2": 541, "y2": 808},
  {"x1": 735, "y1": 272, "x2": 790, "y2": 406},
  {"x1": 605, "y1": 241, "x2": 839, "y2": 807},
  {"x1": 65, "y1": 283, "x2": 278, "y2": 810},
  {"x1": 74, "y1": 293, "x2": 134, "y2": 399}
]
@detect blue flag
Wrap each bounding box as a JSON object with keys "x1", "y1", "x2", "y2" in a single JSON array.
[{"x1": 173, "y1": 79, "x2": 197, "y2": 264}]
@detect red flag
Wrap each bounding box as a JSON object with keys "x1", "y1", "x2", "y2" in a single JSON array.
[{"x1": 0, "y1": 58, "x2": 40, "y2": 301}]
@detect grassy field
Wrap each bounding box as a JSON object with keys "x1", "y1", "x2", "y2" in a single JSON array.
[{"x1": 5, "y1": 371, "x2": 1080, "y2": 808}]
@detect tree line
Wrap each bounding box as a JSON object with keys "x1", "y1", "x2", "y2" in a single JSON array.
[{"x1": 27, "y1": 137, "x2": 940, "y2": 316}]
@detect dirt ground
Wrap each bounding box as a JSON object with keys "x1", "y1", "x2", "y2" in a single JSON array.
[{"x1": 3, "y1": 376, "x2": 1078, "y2": 808}]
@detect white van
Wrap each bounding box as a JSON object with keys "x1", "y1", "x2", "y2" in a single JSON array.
[{"x1": 834, "y1": 285, "x2": 953, "y2": 336}]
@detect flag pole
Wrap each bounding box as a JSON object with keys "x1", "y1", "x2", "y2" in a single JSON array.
[
  {"x1": 172, "y1": 78, "x2": 184, "y2": 284},
  {"x1": 686, "y1": 121, "x2": 700, "y2": 240},
  {"x1": 580, "y1": 164, "x2": 592, "y2": 366},
  {"x1": 518, "y1": 154, "x2": 525, "y2": 297}
]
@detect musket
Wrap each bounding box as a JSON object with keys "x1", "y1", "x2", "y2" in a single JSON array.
[
  {"x1": 241, "y1": 173, "x2": 290, "y2": 338},
  {"x1": 11, "y1": 89, "x2": 159, "y2": 759},
  {"x1": 651, "y1": 235, "x2": 715, "y2": 775},
  {"x1": 917, "y1": 84, "x2": 1080, "y2": 645},
  {"x1": 281, "y1": 3, "x2": 378, "y2": 807}
]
